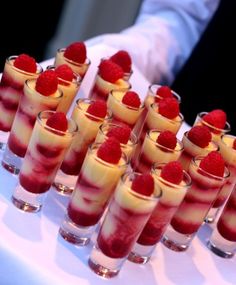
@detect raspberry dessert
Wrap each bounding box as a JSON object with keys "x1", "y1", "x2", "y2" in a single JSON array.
[
  {"x1": 0, "y1": 54, "x2": 42, "y2": 148},
  {"x1": 178, "y1": 125, "x2": 219, "y2": 171},
  {"x1": 95, "y1": 122, "x2": 138, "y2": 160},
  {"x1": 11, "y1": 111, "x2": 77, "y2": 212},
  {"x1": 89, "y1": 59, "x2": 131, "y2": 102},
  {"x1": 88, "y1": 172, "x2": 160, "y2": 277},
  {"x1": 129, "y1": 162, "x2": 191, "y2": 264},
  {"x1": 1, "y1": 70, "x2": 63, "y2": 174},
  {"x1": 54, "y1": 41, "x2": 90, "y2": 79},
  {"x1": 162, "y1": 151, "x2": 230, "y2": 252},
  {"x1": 107, "y1": 90, "x2": 144, "y2": 129},
  {"x1": 109, "y1": 50, "x2": 133, "y2": 80},
  {"x1": 206, "y1": 134, "x2": 236, "y2": 223},
  {"x1": 132, "y1": 130, "x2": 183, "y2": 174},
  {"x1": 53, "y1": 99, "x2": 111, "y2": 195},
  {"x1": 59, "y1": 138, "x2": 128, "y2": 246},
  {"x1": 194, "y1": 109, "x2": 231, "y2": 141}
]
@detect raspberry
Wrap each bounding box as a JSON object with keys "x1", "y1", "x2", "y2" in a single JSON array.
[
  {"x1": 46, "y1": 112, "x2": 68, "y2": 132},
  {"x1": 55, "y1": 64, "x2": 74, "y2": 82},
  {"x1": 199, "y1": 151, "x2": 225, "y2": 177},
  {"x1": 156, "y1": 86, "x2": 173, "y2": 100},
  {"x1": 35, "y1": 70, "x2": 58, "y2": 96},
  {"x1": 106, "y1": 125, "x2": 131, "y2": 144},
  {"x1": 187, "y1": 125, "x2": 212, "y2": 148},
  {"x1": 13, "y1": 53, "x2": 37, "y2": 73},
  {"x1": 157, "y1": 130, "x2": 177, "y2": 150},
  {"x1": 233, "y1": 139, "x2": 236, "y2": 150},
  {"x1": 64, "y1": 41, "x2": 86, "y2": 64},
  {"x1": 202, "y1": 109, "x2": 227, "y2": 130},
  {"x1": 122, "y1": 91, "x2": 141, "y2": 108},
  {"x1": 97, "y1": 137, "x2": 122, "y2": 164},
  {"x1": 158, "y1": 97, "x2": 179, "y2": 119},
  {"x1": 110, "y1": 50, "x2": 132, "y2": 73},
  {"x1": 161, "y1": 161, "x2": 183, "y2": 184},
  {"x1": 98, "y1": 59, "x2": 124, "y2": 83},
  {"x1": 131, "y1": 173, "x2": 154, "y2": 196},
  {"x1": 86, "y1": 100, "x2": 107, "y2": 121}
]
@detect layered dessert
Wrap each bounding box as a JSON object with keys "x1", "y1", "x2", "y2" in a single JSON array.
[
  {"x1": 132, "y1": 130, "x2": 183, "y2": 174},
  {"x1": 0, "y1": 54, "x2": 42, "y2": 136},
  {"x1": 88, "y1": 172, "x2": 160, "y2": 277},
  {"x1": 59, "y1": 137, "x2": 128, "y2": 245},
  {"x1": 89, "y1": 59, "x2": 131, "y2": 102},
  {"x1": 54, "y1": 41, "x2": 90, "y2": 79},
  {"x1": 162, "y1": 151, "x2": 229, "y2": 251},
  {"x1": 12, "y1": 111, "x2": 77, "y2": 212},
  {"x1": 1, "y1": 70, "x2": 62, "y2": 174},
  {"x1": 107, "y1": 90, "x2": 144, "y2": 129},
  {"x1": 129, "y1": 161, "x2": 191, "y2": 264},
  {"x1": 194, "y1": 109, "x2": 231, "y2": 142},
  {"x1": 109, "y1": 50, "x2": 133, "y2": 80},
  {"x1": 178, "y1": 125, "x2": 218, "y2": 171},
  {"x1": 54, "y1": 99, "x2": 109, "y2": 194}
]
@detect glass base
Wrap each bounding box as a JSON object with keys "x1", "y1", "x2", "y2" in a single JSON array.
[
  {"x1": 12, "y1": 184, "x2": 46, "y2": 213},
  {"x1": 88, "y1": 244, "x2": 125, "y2": 278},
  {"x1": 52, "y1": 169, "x2": 77, "y2": 195},
  {"x1": 205, "y1": 207, "x2": 220, "y2": 224},
  {"x1": 162, "y1": 225, "x2": 194, "y2": 252},
  {"x1": 1, "y1": 144, "x2": 23, "y2": 174},
  {"x1": 59, "y1": 214, "x2": 95, "y2": 246},
  {"x1": 128, "y1": 242, "x2": 155, "y2": 264}
]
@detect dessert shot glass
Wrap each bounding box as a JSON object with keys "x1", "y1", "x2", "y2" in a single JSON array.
[
  {"x1": 11, "y1": 110, "x2": 77, "y2": 213},
  {"x1": 162, "y1": 155, "x2": 229, "y2": 252},
  {"x1": 53, "y1": 99, "x2": 111, "y2": 195},
  {"x1": 1, "y1": 78, "x2": 63, "y2": 174},
  {"x1": 132, "y1": 129, "x2": 183, "y2": 174},
  {"x1": 88, "y1": 171, "x2": 161, "y2": 278},
  {"x1": 207, "y1": 184, "x2": 236, "y2": 258},
  {"x1": 0, "y1": 55, "x2": 43, "y2": 150},
  {"x1": 128, "y1": 163, "x2": 191, "y2": 264},
  {"x1": 59, "y1": 142, "x2": 128, "y2": 246},
  {"x1": 205, "y1": 134, "x2": 236, "y2": 223}
]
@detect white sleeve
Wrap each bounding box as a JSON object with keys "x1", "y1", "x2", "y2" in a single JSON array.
[{"x1": 86, "y1": 0, "x2": 220, "y2": 84}]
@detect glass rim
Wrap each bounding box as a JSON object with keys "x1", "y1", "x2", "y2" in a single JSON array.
[
  {"x1": 197, "y1": 112, "x2": 231, "y2": 133},
  {"x1": 57, "y1": 47, "x2": 91, "y2": 66},
  {"x1": 7, "y1": 55, "x2": 43, "y2": 75},
  {"x1": 148, "y1": 84, "x2": 181, "y2": 103}
]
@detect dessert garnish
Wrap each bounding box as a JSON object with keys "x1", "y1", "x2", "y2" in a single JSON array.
[
  {"x1": 157, "y1": 130, "x2": 177, "y2": 150},
  {"x1": 187, "y1": 125, "x2": 212, "y2": 148},
  {"x1": 86, "y1": 100, "x2": 107, "y2": 121},
  {"x1": 98, "y1": 59, "x2": 124, "y2": 83},
  {"x1": 64, "y1": 41, "x2": 86, "y2": 64},
  {"x1": 122, "y1": 91, "x2": 141, "y2": 108},
  {"x1": 35, "y1": 70, "x2": 58, "y2": 96},
  {"x1": 13, "y1": 53, "x2": 37, "y2": 73},
  {"x1": 202, "y1": 109, "x2": 227, "y2": 130},
  {"x1": 107, "y1": 125, "x2": 131, "y2": 144},
  {"x1": 131, "y1": 173, "x2": 154, "y2": 196},
  {"x1": 156, "y1": 86, "x2": 172, "y2": 100},
  {"x1": 158, "y1": 97, "x2": 179, "y2": 119},
  {"x1": 46, "y1": 112, "x2": 68, "y2": 132},
  {"x1": 199, "y1": 151, "x2": 225, "y2": 177},
  {"x1": 97, "y1": 137, "x2": 122, "y2": 164},
  {"x1": 55, "y1": 64, "x2": 74, "y2": 82},
  {"x1": 161, "y1": 161, "x2": 183, "y2": 184},
  {"x1": 110, "y1": 50, "x2": 132, "y2": 73}
]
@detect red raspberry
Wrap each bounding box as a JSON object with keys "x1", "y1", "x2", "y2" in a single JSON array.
[
  {"x1": 97, "y1": 137, "x2": 122, "y2": 164},
  {"x1": 202, "y1": 109, "x2": 227, "y2": 130},
  {"x1": 158, "y1": 97, "x2": 180, "y2": 119},
  {"x1": 110, "y1": 50, "x2": 132, "y2": 73},
  {"x1": 122, "y1": 91, "x2": 141, "y2": 108},
  {"x1": 64, "y1": 41, "x2": 86, "y2": 64},
  {"x1": 98, "y1": 59, "x2": 124, "y2": 83},
  {"x1": 157, "y1": 130, "x2": 177, "y2": 150},
  {"x1": 86, "y1": 100, "x2": 107, "y2": 121},
  {"x1": 131, "y1": 173, "x2": 154, "y2": 196},
  {"x1": 13, "y1": 53, "x2": 37, "y2": 73},
  {"x1": 187, "y1": 125, "x2": 212, "y2": 148},
  {"x1": 233, "y1": 139, "x2": 236, "y2": 150},
  {"x1": 46, "y1": 112, "x2": 68, "y2": 132},
  {"x1": 107, "y1": 125, "x2": 131, "y2": 144},
  {"x1": 199, "y1": 151, "x2": 225, "y2": 177},
  {"x1": 55, "y1": 64, "x2": 74, "y2": 82},
  {"x1": 161, "y1": 161, "x2": 183, "y2": 184},
  {"x1": 155, "y1": 86, "x2": 173, "y2": 101},
  {"x1": 35, "y1": 70, "x2": 58, "y2": 96}
]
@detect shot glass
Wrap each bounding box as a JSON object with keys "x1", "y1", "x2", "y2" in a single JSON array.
[
  {"x1": 88, "y1": 171, "x2": 161, "y2": 278},
  {"x1": 59, "y1": 142, "x2": 128, "y2": 246},
  {"x1": 0, "y1": 55, "x2": 43, "y2": 150},
  {"x1": 95, "y1": 122, "x2": 138, "y2": 160},
  {"x1": 11, "y1": 110, "x2": 77, "y2": 212},
  {"x1": 1, "y1": 78, "x2": 63, "y2": 174},
  {"x1": 162, "y1": 156, "x2": 229, "y2": 252},
  {"x1": 107, "y1": 90, "x2": 144, "y2": 130},
  {"x1": 205, "y1": 134, "x2": 236, "y2": 223},
  {"x1": 53, "y1": 99, "x2": 111, "y2": 195},
  {"x1": 207, "y1": 185, "x2": 236, "y2": 258},
  {"x1": 132, "y1": 129, "x2": 183, "y2": 174},
  {"x1": 128, "y1": 163, "x2": 191, "y2": 264},
  {"x1": 194, "y1": 112, "x2": 231, "y2": 142}
]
